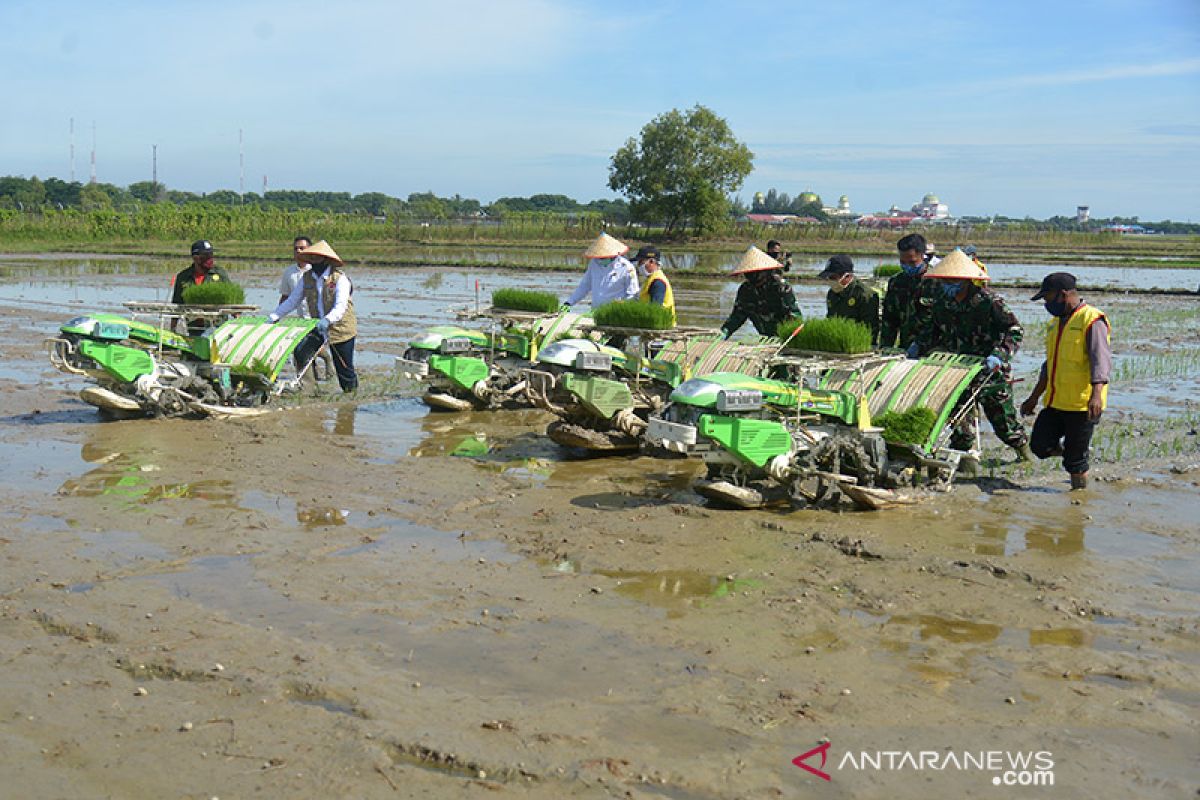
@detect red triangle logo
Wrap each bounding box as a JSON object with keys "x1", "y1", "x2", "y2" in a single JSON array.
[{"x1": 792, "y1": 741, "x2": 832, "y2": 781}]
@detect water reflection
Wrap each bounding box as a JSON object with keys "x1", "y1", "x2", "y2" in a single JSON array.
[
  {"x1": 887, "y1": 614, "x2": 1003, "y2": 644},
  {"x1": 595, "y1": 569, "x2": 762, "y2": 619},
  {"x1": 1025, "y1": 520, "x2": 1085, "y2": 556},
  {"x1": 332, "y1": 404, "x2": 357, "y2": 436},
  {"x1": 59, "y1": 440, "x2": 236, "y2": 508}
]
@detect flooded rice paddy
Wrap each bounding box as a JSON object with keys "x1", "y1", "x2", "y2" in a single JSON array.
[{"x1": 0, "y1": 251, "x2": 1197, "y2": 798}]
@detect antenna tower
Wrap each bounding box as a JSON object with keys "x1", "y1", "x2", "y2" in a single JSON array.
[
  {"x1": 89, "y1": 121, "x2": 97, "y2": 184},
  {"x1": 238, "y1": 128, "x2": 245, "y2": 203}
]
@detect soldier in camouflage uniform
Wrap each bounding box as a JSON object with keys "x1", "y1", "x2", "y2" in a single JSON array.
[
  {"x1": 912, "y1": 249, "x2": 1033, "y2": 460},
  {"x1": 880, "y1": 232, "x2": 934, "y2": 349},
  {"x1": 819, "y1": 254, "x2": 879, "y2": 343},
  {"x1": 721, "y1": 246, "x2": 801, "y2": 338}
]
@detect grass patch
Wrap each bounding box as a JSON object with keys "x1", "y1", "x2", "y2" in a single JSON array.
[
  {"x1": 777, "y1": 317, "x2": 872, "y2": 354},
  {"x1": 491, "y1": 288, "x2": 560, "y2": 313},
  {"x1": 181, "y1": 280, "x2": 246, "y2": 305},
  {"x1": 873, "y1": 263, "x2": 902, "y2": 278},
  {"x1": 874, "y1": 407, "x2": 938, "y2": 447},
  {"x1": 592, "y1": 299, "x2": 675, "y2": 329}
]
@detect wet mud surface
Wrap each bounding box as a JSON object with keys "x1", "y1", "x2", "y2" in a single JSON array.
[{"x1": 1, "y1": 256, "x2": 1198, "y2": 798}]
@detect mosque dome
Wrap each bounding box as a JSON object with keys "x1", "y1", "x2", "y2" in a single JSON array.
[
  {"x1": 798, "y1": 191, "x2": 820, "y2": 205},
  {"x1": 923, "y1": 193, "x2": 939, "y2": 204}
]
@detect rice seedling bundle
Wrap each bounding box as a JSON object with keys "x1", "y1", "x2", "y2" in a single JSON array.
[
  {"x1": 180, "y1": 280, "x2": 246, "y2": 305},
  {"x1": 592, "y1": 300, "x2": 674, "y2": 330},
  {"x1": 874, "y1": 407, "x2": 938, "y2": 447},
  {"x1": 779, "y1": 317, "x2": 872, "y2": 354},
  {"x1": 491, "y1": 288, "x2": 560, "y2": 313},
  {"x1": 873, "y1": 263, "x2": 902, "y2": 278}
]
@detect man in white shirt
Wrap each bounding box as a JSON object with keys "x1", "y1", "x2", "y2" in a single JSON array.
[
  {"x1": 270, "y1": 240, "x2": 358, "y2": 393},
  {"x1": 563, "y1": 232, "x2": 639, "y2": 309},
  {"x1": 277, "y1": 235, "x2": 333, "y2": 383}
]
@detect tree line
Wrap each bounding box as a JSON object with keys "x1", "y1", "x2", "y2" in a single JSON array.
[{"x1": 0, "y1": 175, "x2": 632, "y2": 223}]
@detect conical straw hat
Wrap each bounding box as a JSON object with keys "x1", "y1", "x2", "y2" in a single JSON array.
[
  {"x1": 924, "y1": 248, "x2": 988, "y2": 281},
  {"x1": 297, "y1": 240, "x2": 344, "y2": 266},
  {"x1": 730, "y1": 246, "x2": 783, "y2": 276},
  {"x1": 582, "y1": 232, "x2": 629, "y2": 259}
]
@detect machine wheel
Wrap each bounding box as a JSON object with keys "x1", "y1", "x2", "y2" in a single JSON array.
[
  {"x1": 546, "y1": 420, "x2": 639, "y2": 452},
  {"x1": 695, "y1": 479, "x2": 789, "y2": 509},
  {"x1": 422, "y1": 390, "x2": 476, "y2": 412},
  {"x1": 80, "y1": 386, "x2": 145, "y2": 419}
]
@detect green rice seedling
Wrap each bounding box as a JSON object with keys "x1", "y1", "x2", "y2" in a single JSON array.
[
  {"x1": 873, "y1": 263, "x2": 902, "y2": 278},
  {"x1": 180, "y1": 280, "x2": 246, "y2": 305},
  {"x1": 592, "y1": 300, "x2": 674, "y2": 330},
  {"x1": 491, "y1": 288, "x2": 560, "y2": 313},
  {"x1": 780, "y1": 317, "x2": 872, "y2": 354},
  {"x1": 775, "y1": 317, "x2": 804, "y2": 343},
  {"x1": 873, "y1": 407, "x2": 938, "y2": 447}
]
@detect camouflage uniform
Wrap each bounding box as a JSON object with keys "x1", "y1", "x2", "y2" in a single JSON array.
[
  {"x1": 826, "y1": 277, "x2": 880, "y2": 343},
  {"x1": 879, "y1": 270, "x2": 929, "y2": 349},
  {"x1": 914, "y1": 285, "x2": 1027, "y2": 450},
  {"x1": 721, "y1": 274, "x2": 801, "y2": 337}
]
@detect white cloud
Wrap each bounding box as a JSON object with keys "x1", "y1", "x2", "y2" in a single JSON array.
[{"x1": 961, "y1": 57, "x2": 1200, "y2": 92}]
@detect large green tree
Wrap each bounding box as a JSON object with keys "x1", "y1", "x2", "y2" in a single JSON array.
[{"x1": 608, "y1": 105, "x2": 753, "y2": 235}]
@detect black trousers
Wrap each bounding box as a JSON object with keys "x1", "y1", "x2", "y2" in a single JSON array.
[
  {"x1": 1031, "y1": 407, "x2": 1098, "y2": 474},
  {"x1": 295, "y1": 331, "x2": 357, "y2": 392}
]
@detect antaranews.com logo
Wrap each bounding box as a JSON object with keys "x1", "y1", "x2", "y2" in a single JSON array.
[{"x1": 793, "y1": 741, "x2": 1055, "y2": 787}]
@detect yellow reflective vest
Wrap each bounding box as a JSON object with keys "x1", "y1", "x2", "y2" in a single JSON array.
[
  {"x1": 1045, "y1": 303, "x2": 1108, "y2": 412},
  {"x1": 639, "y1": 271, "x2": 676, "y2": 326}
]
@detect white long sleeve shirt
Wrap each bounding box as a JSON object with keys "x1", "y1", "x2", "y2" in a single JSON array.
[
  {"x1": 277, "y1": 264, "x2": 312, "y2": 318},
  {"x1": 567, "y1": 256, "x2": 640, "y2": 308},
  {"x1": 270, "y1": 269, "x2": 351, "y2": 323}
]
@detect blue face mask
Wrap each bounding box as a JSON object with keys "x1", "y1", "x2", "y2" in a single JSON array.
[
  {"x1": 901, "y1": 262, "x2": 924, "y2": 277},
  {"x1": 1043, "y1": 299, "x2": 1068, "y2": 317},
  {"x1": 595, "y1": 257, "x2": 614, "y2": 268},
  {"x1": 941, "y1": 281, "x2": 963, "y2": 299}
]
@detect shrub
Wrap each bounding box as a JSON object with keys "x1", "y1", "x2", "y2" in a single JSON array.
[
  {"x1": 874, "y1": 407, "x2": 938, "y2": 447},
  {"x1": 592, "y1": 300, "x2": 675, "y2": 330},
  {"x1": 180, "y1": 280, "x2": 246, "y2": 305},
  {"x1": 491, "y1": 288, "x2": 560, "y2": 313},
  {"x1": 873, "y1": 263, "x2": 902, "y2": 278},
  {"x1": 778, "y1": 317, "x2": 872, "y2": 353}
]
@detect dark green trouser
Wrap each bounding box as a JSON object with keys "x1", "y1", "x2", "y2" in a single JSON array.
[{"x1": 950, "y1": 379, "x2": 1028, "y2": 450}]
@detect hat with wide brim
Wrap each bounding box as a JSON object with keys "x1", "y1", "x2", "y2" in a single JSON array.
[
  {"x1": 730, "y1": 246, "x2": 784, "y2": 276},
  {"x1": 297, "y1": 240, "x2": 343, "y2": 266},
  {"x1": 923, "y1": 248, "x2": 988, "y2": 281},
  {"x1": 583, "y1": 232, "x2": 629, "y2": 259}
]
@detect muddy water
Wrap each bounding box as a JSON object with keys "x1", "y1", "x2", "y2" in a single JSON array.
[{"x1": 1, "y1": 254, "x2": 1198, "y2": 797}]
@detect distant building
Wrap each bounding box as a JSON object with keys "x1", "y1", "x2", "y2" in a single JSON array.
[
  {"x1": 911, "y1": 193, "x2": 951, "y2": 219},
  {"x1": 856, "y1": 209, "x2": 919, "y2": 229},
  {"x1": 824, "y1": 194, "x2": 854, "y2": 218},
  {"x1": 1077, "y1": 206, "x2": 1090, "y2": 223},
  {"x1": 745, "y1": 213, "x2": 819, "y2": 225}
]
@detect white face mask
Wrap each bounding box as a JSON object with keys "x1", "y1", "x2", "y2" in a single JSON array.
[
  {"x1": 637, "y1": 263, "x2": 651, "y2": 279},
  {"x1": 828, "y1": 278, "x2": 848, "y2": 293}
]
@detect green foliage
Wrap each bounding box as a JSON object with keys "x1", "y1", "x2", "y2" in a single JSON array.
[
  {"x1": 873, "y1": 263, "x2": 902, "y2": 277},
  {"x1": 180, "y1": 280, "x2": 246, "y2": 306},
  {"x1": 592, "y1": 300, "x2": 675, "y2": 330},
  {"x1": 778, "y1": 317, "x2": 872, "y2": 354},
  {"x1": 774, "y1": 317, "x2": 806, "y2": 342},
  {"x1": 608, "y1": 105, "x2": 754, "y2": 235},
  {"x1": 491, "y1": 288, "x2": 560, "y2": 313},
  {"x1": 874, "y1": 407, "x2": 938, "y2": 447}
]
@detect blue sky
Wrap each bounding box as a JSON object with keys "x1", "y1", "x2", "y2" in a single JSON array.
[{"x1": 2, "y1": 0, "x2": 1198, "y2": 219}]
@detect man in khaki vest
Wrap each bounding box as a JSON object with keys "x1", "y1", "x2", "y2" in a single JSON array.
[
  {"x1": 1021, "y1": 272, "x2": 1110, "y2": 490},
  {"x1": 269, "y1": 240, "x2": 359, "y2": 392}
]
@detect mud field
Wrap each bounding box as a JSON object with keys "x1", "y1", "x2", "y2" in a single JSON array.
[{"x1": 1, "y1": 256, "x2": 1198, "y2": 798}]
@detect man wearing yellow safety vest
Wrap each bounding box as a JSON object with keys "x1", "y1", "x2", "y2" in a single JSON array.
[
  {"x1": 633, "y1": 245, "x2": 675, "y2": 326},
  {"x1": 1020, "y1": 273, "x2": 1111, "y2": 490}
]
